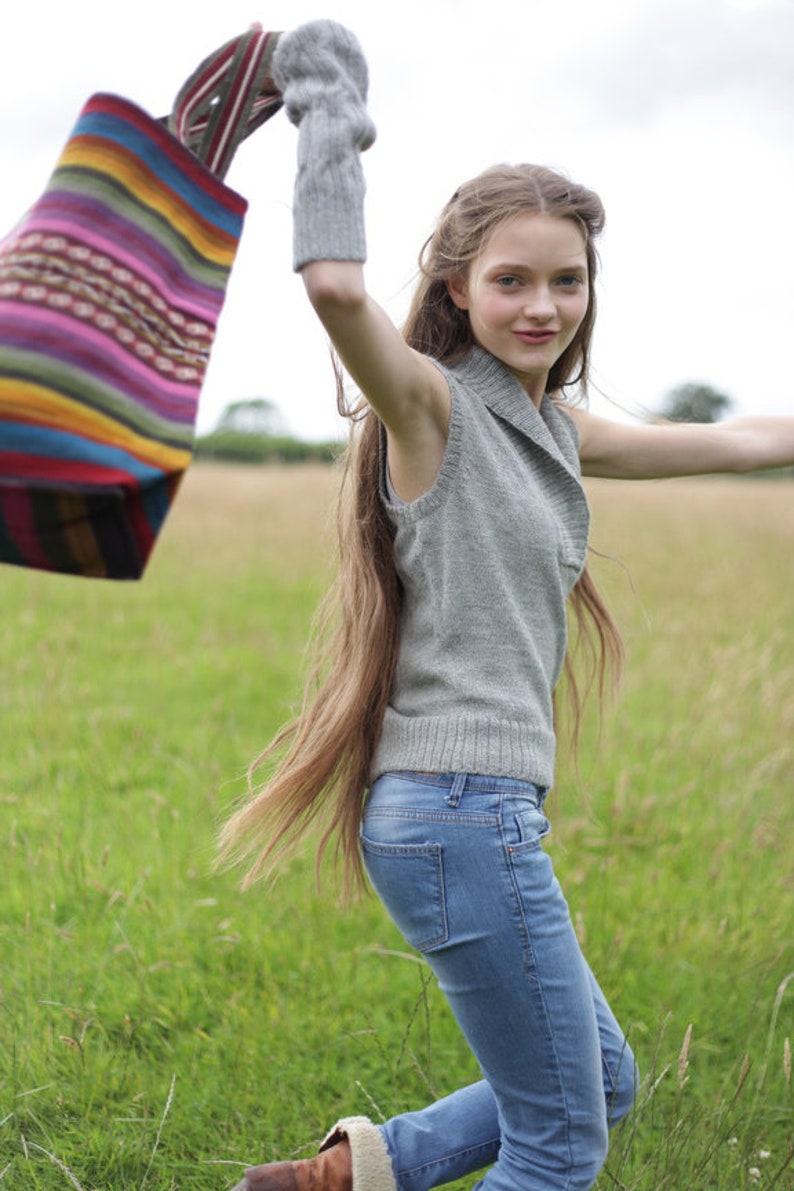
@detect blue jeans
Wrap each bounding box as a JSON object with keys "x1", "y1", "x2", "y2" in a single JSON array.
[{"x1": 360, "y1": 772, "x2": 638, "y2": 1191}]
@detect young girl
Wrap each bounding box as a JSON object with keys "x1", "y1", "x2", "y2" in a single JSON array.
[{"x1": 221, "y1": 20, "x2": 794, "y2": 1191}]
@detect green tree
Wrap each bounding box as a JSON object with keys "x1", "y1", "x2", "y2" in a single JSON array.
[
  {"x1": 214, "y1": 397, "x2": 288, "y2": 436},
  {"x1": 195, "y1": 397, "x2": 341, "y2": 464},
  {"x1": 660, "y1": 382, "x2": 732, "y2": 423}
]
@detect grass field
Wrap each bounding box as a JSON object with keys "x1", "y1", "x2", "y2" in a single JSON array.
[{"x1": 1, "y1": 462, "x2": 792, "y2": 1190}]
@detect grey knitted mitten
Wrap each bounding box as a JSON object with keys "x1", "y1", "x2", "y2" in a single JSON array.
[{"x1": 272, "y1": 20, "x2": 376, "y2": 270}]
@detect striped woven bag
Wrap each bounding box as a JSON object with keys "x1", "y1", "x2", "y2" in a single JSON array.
[{"x1": 0, "y1": 25, "x2": 281, "y2": 578}]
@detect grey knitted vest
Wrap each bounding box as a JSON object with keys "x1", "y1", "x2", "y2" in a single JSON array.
[{"x1": 371, "y1": 347, "x2": 591, "y2": 788}]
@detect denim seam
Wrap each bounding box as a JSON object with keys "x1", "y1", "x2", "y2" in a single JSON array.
[
  {"x1": 396, "y1": 1136, "x2": 501, "y2": 1180},
  {"x1": 364, "y1": 809, "x2": 499, "y2": 826},
  {"x1": 499, "y1": 792, "x2": 578, "y2": 1182},
  {"x1": 604, "y1": 1036, "x2": 637, "y2": 1127},
  {"x1": 499, "y1": 793, "x2": 537, "y2": 983},
  {"x1": 362, "y1": 840, "x2": 443, "y2": 856}
]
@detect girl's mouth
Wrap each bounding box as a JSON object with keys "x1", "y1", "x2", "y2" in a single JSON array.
[{"x1": 514, "y1": 330, "x2": 557, "y2": 344}]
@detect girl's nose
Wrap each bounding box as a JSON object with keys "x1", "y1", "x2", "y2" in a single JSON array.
[{"x1": 523, "y1": 287, "x2": 555, "y2": 321}]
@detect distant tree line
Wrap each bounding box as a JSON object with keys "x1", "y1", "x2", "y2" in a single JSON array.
[
  {"x1": 194, "y1": 430, "x2": 341, "y2": 464},
  {"x1": 194, "y1": 398, "x2": 343, "y2": 465}
]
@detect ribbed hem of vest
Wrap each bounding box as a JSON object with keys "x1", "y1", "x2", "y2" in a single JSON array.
[
  {"x1": 321, "y1": 1117, "x2": 396, "y2": 1191},
  {"x1": 372, "y1": 712, "x2": 556, "y2": 788}
]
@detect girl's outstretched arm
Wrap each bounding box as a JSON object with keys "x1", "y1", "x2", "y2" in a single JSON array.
[
  {"x1": 273, "y1": 21, "x2": 449, "y2": 501},
  {"x1": 568, "y1": 406, "x2": 794, "y2": 479}
]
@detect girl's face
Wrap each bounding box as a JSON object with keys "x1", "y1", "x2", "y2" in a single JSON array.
[{"x1": 448, "y1": 213, "x2": 590, "y2": 405}]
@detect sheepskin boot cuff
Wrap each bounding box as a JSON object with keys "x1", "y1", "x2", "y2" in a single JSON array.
[{"x1": 321, "y1": 1117, "x2": 396, "y2": 1191}]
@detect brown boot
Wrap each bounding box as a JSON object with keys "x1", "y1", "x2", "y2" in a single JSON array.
[
  {"x1": 231, "y1": 1117, "x2": 395, "y2": 1191},
  {"x1": 232, "y1": 1138, "x2": 351, "y2": 1191}
]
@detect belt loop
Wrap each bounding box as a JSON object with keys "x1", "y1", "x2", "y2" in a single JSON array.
[{"x1": 445, "y1": 772, "x2": 467, "y2": 808}]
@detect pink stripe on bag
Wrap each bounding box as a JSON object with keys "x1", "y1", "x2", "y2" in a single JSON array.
[
  {"x1": 21, "y1": 210, "x2": 231, "y2": 320},
  {"x1": 0, "y1": 306, "x2": 207, "y2": 413}
]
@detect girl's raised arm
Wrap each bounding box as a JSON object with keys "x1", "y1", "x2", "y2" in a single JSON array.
[
  {"x1": 272, "y1": 21, "x2": 449, "y2": 499},
  {"x1": 568, "y1": 405, "x2": 794, "y2": 480}
]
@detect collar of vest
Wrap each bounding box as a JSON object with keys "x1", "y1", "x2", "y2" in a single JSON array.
[{"x1": 447, "y1": 347, "x2": 582, "y2": 482}]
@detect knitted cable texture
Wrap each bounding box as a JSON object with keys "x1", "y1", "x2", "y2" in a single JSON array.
[{"x1": 272, "y1": 20, "x2": 376, "y2": 269}]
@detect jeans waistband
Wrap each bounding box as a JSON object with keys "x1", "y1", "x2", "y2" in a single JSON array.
[{"x1": 384, "y1": 770, "x2": 547, "y2": 806}]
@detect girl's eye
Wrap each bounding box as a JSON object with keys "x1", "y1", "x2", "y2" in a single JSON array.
[
  {"x1": 496, "y1": 276, "x2": 521, "y2": 288},
  {"x1": 557, "y1": 275, "x2": 585, "y2": 288}
]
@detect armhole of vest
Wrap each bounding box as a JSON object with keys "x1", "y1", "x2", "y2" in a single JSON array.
[{"x1": 379, "y1": 362, "x2": 464, "y2": 522}]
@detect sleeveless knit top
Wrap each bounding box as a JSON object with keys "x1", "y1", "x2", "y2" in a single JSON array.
[{"x1": 371, "y1": 346, "x2": 591, "y2": 788}]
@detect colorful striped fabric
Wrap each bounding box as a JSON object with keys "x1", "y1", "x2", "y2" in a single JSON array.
[
  {"x1": 0, "y1": 27, "x2": 281, "y2": 578},
  {"x1": 170, "y1": 26, "x2": 282, "y2": 179}
]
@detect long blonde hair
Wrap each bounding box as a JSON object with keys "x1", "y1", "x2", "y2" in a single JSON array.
[{"x1": 218, "y1": 164, "x2": 623, "y2": 895}]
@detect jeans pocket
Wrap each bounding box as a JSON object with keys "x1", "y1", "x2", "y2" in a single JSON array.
[
  {"x1": 510, "y1": 804, "x2": 552, "y2": 853},
  {"x1": 361, "y1": 836, "x2": 449, "y2": 952}
]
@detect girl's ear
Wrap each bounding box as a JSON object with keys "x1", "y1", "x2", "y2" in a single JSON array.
[{"x1": 446, "y1": 274, "x2": 469, "y2": 310}]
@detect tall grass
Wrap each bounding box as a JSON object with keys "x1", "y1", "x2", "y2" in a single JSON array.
[{"x1": 1, "y1": 464, "x2": 792, "y2": 1189}]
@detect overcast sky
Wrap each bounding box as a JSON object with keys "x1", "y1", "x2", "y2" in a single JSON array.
[{"x1": 1, "y1": 0, "x2": 792, "y2": 440}]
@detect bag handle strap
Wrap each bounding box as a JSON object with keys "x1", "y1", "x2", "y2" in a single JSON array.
[{"x1": 167, "y1": 24, "x2": 282, "y2": 180}]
